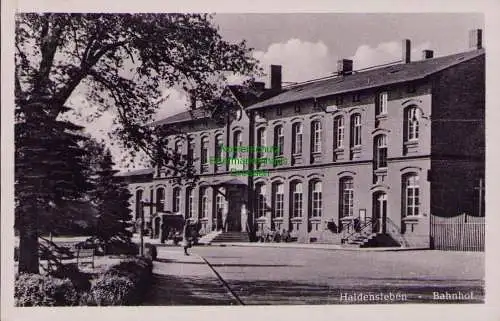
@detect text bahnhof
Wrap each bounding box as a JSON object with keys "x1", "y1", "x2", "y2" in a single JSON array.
[{"x1": 221, "y1": 145, "x2": 278, "y2": 154}]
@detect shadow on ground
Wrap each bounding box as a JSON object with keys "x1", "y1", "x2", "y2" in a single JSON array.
[
  {"x1": 142, "y1": 273, "x2": 237, "y2": 305},
  {"x1": 226, "y1": 279, "x2": 485, "y2": 305}
]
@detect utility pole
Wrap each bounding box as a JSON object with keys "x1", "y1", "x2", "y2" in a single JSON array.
[{"x1": 140, "y1": 199, "x2": 155, "y2": 256}]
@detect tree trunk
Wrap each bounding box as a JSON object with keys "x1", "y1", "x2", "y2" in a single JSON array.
[{"x1": 18, "y1": 221, "x2": 40, "y2": 274}]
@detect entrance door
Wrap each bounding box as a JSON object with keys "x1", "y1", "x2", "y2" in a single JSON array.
[{"x1": 372, "y1": 192, "x2": 387, "y2": 233}]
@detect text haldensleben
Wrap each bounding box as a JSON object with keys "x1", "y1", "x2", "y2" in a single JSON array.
[{"x1": 340, "y1": 292, "x2": 408, "y2": 302}]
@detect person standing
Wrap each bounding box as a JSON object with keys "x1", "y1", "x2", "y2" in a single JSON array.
[{"x1": 182, "y1": 223, "x2": 192, "y2": 256}]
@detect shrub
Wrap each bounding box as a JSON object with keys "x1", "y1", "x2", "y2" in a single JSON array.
[
  {"x1": 83, "y1": 275, "x2": 135, "y2": 306},
  {"x1": 15, "y1": 273, "x2": 78, "y2": 306},
  {"x1": 81, "y1": 257, "x2": 152, "y2": 306},
  {"x1": 50, "y1": 263, "x2": 91, "y2": 293}
]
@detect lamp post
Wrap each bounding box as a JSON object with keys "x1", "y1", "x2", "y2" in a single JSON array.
[{"x1": 140, "y1": 199, "x2": 155, "y2": 256}]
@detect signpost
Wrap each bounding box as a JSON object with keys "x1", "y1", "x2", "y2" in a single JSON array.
[{"x1": 140, "y1": 200, "x2": 155, "y2": 256}]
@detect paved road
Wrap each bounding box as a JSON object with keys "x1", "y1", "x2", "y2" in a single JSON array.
[{"x1": 146, "y1": 246, "x2": 484, "y2": 305}]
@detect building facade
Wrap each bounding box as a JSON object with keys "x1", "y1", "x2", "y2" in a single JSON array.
[{"x1": 119, "y1": 30, "x2": 485, "y2": 248}]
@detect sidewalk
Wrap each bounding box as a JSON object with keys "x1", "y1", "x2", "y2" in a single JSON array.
[
  {"x1": 133, "y1": 235, "x2": 428, "y2": 251},
  {"x1": 209, "y1": 242, "x2": 429, "y2": 251},
  {"x1": 142, "y1": 248, "x2": 240, "y2": 305}
]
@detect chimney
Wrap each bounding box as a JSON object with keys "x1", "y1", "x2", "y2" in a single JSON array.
[
  {"x1": 337, "y1": 59, "x2": 353, "y2": 76},
  {"x1": 402, "y1": 39, "x2": 411, "y2": 63},
  {"x1": 469, "y1": 29, "x2": 483, "y2": 50},
  {"x1": 422, "y1": 50, "x2": 434, "y2": 60},
  {"x1": 270, "y1": 65, "x2": 282, "y2": 91}
]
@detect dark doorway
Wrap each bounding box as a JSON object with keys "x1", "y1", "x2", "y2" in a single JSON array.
[{"x1": 372, "y1": 192, "x2": 387, "y2": 233}]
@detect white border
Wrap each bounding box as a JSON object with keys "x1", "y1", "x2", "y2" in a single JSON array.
[{"x1": 2, "y1": 1, "x2": 500, "y2": 321}]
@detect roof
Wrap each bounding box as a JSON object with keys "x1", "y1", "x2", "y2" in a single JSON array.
[
  {"x1": 248, "y1": 48, "x2": 485, "y2": 110},
  {"x1": 116, "y1": 168, "x2": 154, "y2": 177},
  {"x1": 151, "y1": 85, "x2": 279, "y2": 127},
  {"x1": 151, "y1": 109, "x2": 211, "y2": 127}
]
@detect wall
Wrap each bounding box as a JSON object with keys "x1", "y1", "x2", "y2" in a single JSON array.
[{"x1": 430, "y1": 53, "x2": 485, "y2": 218}]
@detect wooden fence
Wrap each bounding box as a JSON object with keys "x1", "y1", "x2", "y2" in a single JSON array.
[{"x1": 430, "y1": 213, "x2": 485, "y2": 251}]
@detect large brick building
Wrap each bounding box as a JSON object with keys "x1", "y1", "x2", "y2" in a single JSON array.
[{"x1": 119, "y1": 30, "x2": 485, "y2": 248}]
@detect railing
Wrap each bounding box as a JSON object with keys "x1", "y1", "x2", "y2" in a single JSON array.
[
  {"x1": 385, "y1": 217, "x2": 410, "y2": 247},
  {"x1": 341, "y1": 217, "x2": 376, "y2": 244}
]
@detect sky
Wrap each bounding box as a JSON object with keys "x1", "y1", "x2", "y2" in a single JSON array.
[{"x1": 71, "y1": 13, "x2": 484, "y2": 170}]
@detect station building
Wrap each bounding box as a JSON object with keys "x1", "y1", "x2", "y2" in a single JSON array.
[{"x1": 118, "y1": 30, "x2": 485, "y2": 248}]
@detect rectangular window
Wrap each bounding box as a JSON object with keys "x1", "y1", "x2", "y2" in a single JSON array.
[
  {"x1": 351, "y1": 114, "x2": 362, "y2": 147},
  {"x1": 340, "y1": 179, "x2": 354, "y2": 218},
  {"x1": 292, "y1": 183, "x2": 303, "y2": 218},
  {"x1": 403, "y1": 175, "x2": 420, "y2": 217},
  {"x1": 375, "y1": 135, "x2": 388, "y2": 169},
  {"x1": 334, "y1": 116, "x2": 345, "y2": 149},
  {"x1": 272, "y1": 183, "x2": 284, "y2": 218},
  {"x1": 311, "y1": 121, "x2": 322, "y2": 153},
  {"x1": 311, "y1": 181, "x2": 322, "y2": 217},
  {"x1": 274, "y1": 126, "x2": 284, "y2": 157},
  {"x1": 173, "y1": 188, "x2": 180, "y2": 213},
  {"x1": 376, "y1": 92, "x2": 388, "y2": 116},
  {"x1": 187, "y1": 189, "x2": 194, "y2": 218},
  {"x1": 292, "y1": 123, "x2": 303, "y2": 155}
]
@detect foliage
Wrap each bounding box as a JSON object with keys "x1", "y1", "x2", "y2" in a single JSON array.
[
  {"x1": 89, "y1": 149, "x2": 134, "y2": 254},
  {"x1": 81, "y1": 257, "x2": 152, "y2": 306},
  {"x1": 15, "y1": 13, "x2": 260, "y2": 274},
  {"x1": 15, "y1": 273, "x2": 79, "y2": 306},
  {"x1": 15, "y1": 13, "x2": 261, "y2": 171},
  {"x1": 49, "y1": 263, "x2": 92, "y2": 293},
  {"x1": 15, "y1": 109, "x2": 93, "y2": 273}
]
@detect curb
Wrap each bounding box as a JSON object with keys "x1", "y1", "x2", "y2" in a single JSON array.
[
  {"x1": 209, "y1": 243, "x2": 430, "y2": 252},
  {"x1": 194, "y1": 254, "x2": 243, "y2": 305}
]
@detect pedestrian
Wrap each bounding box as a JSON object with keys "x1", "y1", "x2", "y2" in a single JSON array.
[{"x1": 182, "y1": 223, "x2": 192, "y2": 256}]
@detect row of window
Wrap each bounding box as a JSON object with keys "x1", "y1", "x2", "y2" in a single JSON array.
[
  {"x1": 139, "y1": 172, "x2": 420, "y2": 221},
  {"x1": 169, "y1": 105, "x2": 420, "y2": 171}
]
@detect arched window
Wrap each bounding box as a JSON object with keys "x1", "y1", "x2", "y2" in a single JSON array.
[
  {"x1": 310, "y1": 180, "x2": 322, "y2": 218},
  {"x1": 172, "y1": 187, "x2": 180, "y2": 213},
  {"x1": 404, "y1": 106, "x2": 420, "y2": 141},
  {"x1": 350, "y1": 114, "x2": 362, "y2": 147},
  {"x1": 255, "y1": 184, "x2": 267, "y2": 218},
  {"x1": 374, "y1": 135, "x2": 388, "y2": 169},
  {"x1": 256, "y1": 128, "x2": 266, "y2": 158},
  {"x1": 156, "y1": 187, "x2": 165, "y2": 212},
  {"x1": 201, "y1": 136, "x2": 209, "y2": 165},
  {"x1": 199, "y1": 187, "x2": 209, "y2": 218},
  {"x1": 339, "y1": 177, "x2": 354, "y2": 218},
  {"x1": 333, "y1": 116, "x2": 345, "y2": 149},
  {"x1": 215, "y1": 134, "x2": 224, "y2": 160},
  {"x1": 290, "y1": 181, "x2": 303, "y2": 218},
  {"x1": 402, "y1": 173, "x2": 420, "y2": 217},
  {"x1": 186, "y1": 187, "x2": 194, "y2": 218},
  {"x1": 274, "y1": 125, "x2": 284, "y2": 157},
  {"x1": 233, "y1": 131, "x2": 243, "y2": 158},
  {"x1": 272, "y1": 182, "x2": 284, "y2": 218},
  {"x1": 311, "y1": 120, "x2": 322, "y2": 153},
  {"x1": 135, "y1": 190, "x2": 143, "y2": 219},
  {"x1": 292, "y1": 123, "x2": 303, "y2": 155}
]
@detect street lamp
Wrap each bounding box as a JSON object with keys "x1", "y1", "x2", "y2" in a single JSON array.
[{"x1": 140, "y1": 199, "x2": 155, "y2": 256}]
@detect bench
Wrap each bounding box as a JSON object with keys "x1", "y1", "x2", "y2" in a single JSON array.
[{"x1": 76, "y1": 248, "x2": 95, "y2": 269}]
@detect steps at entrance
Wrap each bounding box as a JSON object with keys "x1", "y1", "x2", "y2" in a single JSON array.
[
  {"x1": 210, "y1": 231, "x2": 250, "y2": 243},
  {"x1": 343, "y1": 233, "x2": 401, "y2": 248},
  {"x1": 197, "y1": 230, "x2": 223, "y2": 245}
]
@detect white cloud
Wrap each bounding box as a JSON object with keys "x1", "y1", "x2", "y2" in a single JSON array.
[
  {"x1": 155, "y1": 88, "x2": 189, "y2": 121},
  {"x1": 253, "y1": 38, "x2": 337, "y2": 85},
  {"x1": 351, "y1": 41, "x2": 432, "y2": 70}
]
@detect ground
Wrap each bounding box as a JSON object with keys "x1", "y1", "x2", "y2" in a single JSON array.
[{"x1": 143, "y1": 245, "x2": 484, "y2": 305}]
